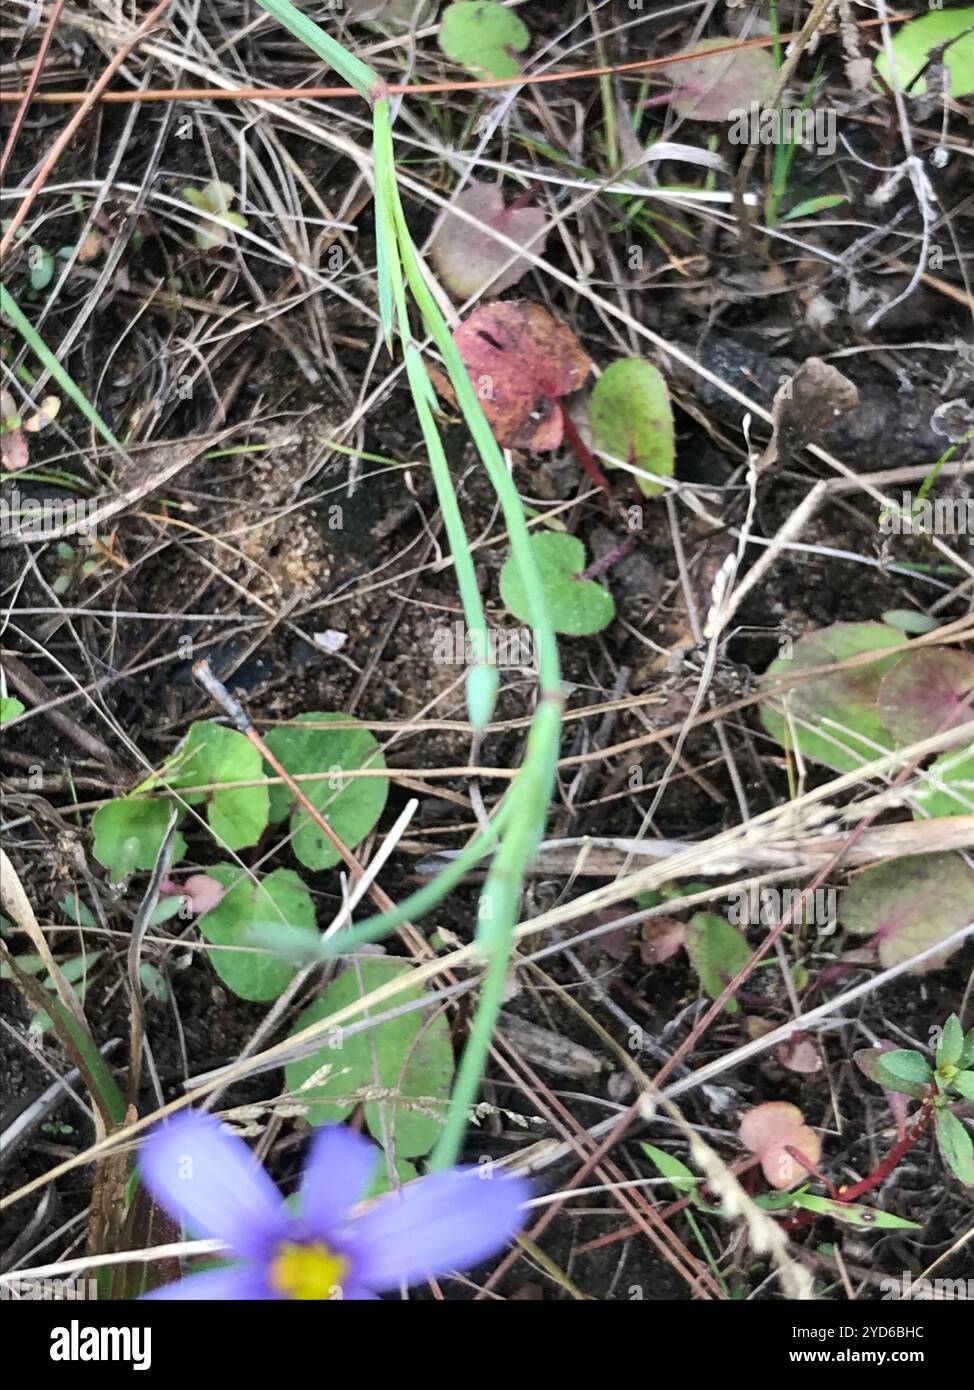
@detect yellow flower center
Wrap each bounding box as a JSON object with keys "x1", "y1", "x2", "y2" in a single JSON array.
[{"x1": 270, "y1": 1241, "x2": 349, "y2": 1300}]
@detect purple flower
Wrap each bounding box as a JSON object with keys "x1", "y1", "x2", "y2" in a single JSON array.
[{"x1": 139, "y1": 1112, "x2": 529, "y2": 1300}]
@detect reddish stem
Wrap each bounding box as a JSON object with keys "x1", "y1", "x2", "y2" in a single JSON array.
[
  {"x1": 836, "y1": 1101, "x2": 934, "y2": 1204},
  {"x1": 782, "y1": 1100, "x2": 934, "y2": 1230},
  {"x1": 559, "y1": 405, "x2": 614, "y2": 497},
  {"x1": 508, "y1": 180, "x2": 543, "y2": 212},
  {"x1": 576, "y1": 535, "x2": 637, "y2": 582}
]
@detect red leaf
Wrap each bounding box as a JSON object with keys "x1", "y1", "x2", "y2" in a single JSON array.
[{"x1": 452, "y1": 301, "x2": 591, "y2": 451}]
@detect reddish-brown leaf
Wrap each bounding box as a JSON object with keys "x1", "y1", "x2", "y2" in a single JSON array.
[{"x1": 452, "y1": 301, "x2": 591, "y2": 451}]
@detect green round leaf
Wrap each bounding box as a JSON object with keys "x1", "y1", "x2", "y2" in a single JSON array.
[
  {"x1": 875, "y1": 7, "x2": 974, "y2": 98},
  {"x1": 92, "y1": 798, "x2": 187, "y2": 881},
  {"x1": 500, "y1": 532, "x2": 614, "y2": 637},
  {"x1": 198, "y1": 865, "x2": 316, "y2": 1001},
  {"x1": 760, "y1": 622, "x2": 906, "y2": 774},
  {"x1": 590, "y1": 358, "x2": 675, "y2": 498},
  {"x1": 264, "y1": 713, "x2": 388, "y2": 872},
  {"x1": 439, "y1": 2, "x2": 530, "y2": 80},
  {"x1": 286, "y1": 957, "x2": 454, "y2": 1160},
  {"x1": 172, "y1": 721, "x2": 269, "y2": 850}
]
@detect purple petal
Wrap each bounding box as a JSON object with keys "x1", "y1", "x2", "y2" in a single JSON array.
[
  {"x1": 145, "y1": 1266, "x2": 274, "y2": 1301},
  {"x1": 339, "y1": 1283, "x2": 379, "y2": 1301},
  {"x1": 140, "y1": 1112, "x2": 284, "y2": 1254},
  {"x1": 300, "y1": 1126, "x2": 379, "y2": 1235},
  {"x1": 346, "y1": 1167, "x2": 530, "y2": 1291}
]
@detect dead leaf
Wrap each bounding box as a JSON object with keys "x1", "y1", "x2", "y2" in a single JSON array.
[
  {"x1": 1, "y1": 389, "x2": 29, "y2": 471},
  {"x1": 452, "y1": 301, "x2": 591, "y2": 451},
  {"x1": 77, "y1": 231, "x2": 105, "y2": 263},
  {"x1": 640, "y1": 915, "x2": 688, "y2": 964},
  {"x1": 777, "y1": 1032, "x2": 823, "y2": 1075},
  {"x1": 739, "y1": 1100, "x2": 822, "y2": 1189},
  {"x1": 758, "y1": 357, "x2": 860, "y2": 470},
  {"x1": 430, "y1": 182, "x2": 548, "y2": 300}
]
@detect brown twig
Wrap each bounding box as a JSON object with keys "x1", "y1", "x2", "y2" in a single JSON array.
[
  {"x1": 0, "y1": 0, "x2": 67, "y2": 179},
  {"x1": 0, "y1": 12, "x2": 919, "y2": 106}
]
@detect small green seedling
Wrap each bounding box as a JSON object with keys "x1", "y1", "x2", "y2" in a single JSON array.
[
  {"x1": 183, "y1": 181, "x2": 248, "y2": 251},
  {"x1": 856, "y1": 1014, "x2": 974, "y2": 1187},
  {"x1": 0, "y1": 948, "x2": 103, "y2": 1035},
  {"x1": 589, "y1": 358, "x2": 675, "y2": 498},
  {"x1": 51, "y1": 540, "x2": 98, "y2": 596},
  {"x1": 500, "y1": 531, "x2": 614, "y2": 636},
  {"x1": 439, "y1": 2, "x2": 530, "y2": 80},
  {"x1": 686, "y1": 911, "x2": 751, "y2": 1014}
]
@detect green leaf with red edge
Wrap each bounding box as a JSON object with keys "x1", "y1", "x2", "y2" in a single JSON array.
[
  {"x1": 840, "y1": 852, "x2": 974, "y2": 973},
  {"x1": 854, "y1": 1047, "x2": 923, "y2": 1142},
  {"x1": 874, "y1": 1049, "x2": 934, "y2": 1093},
  {"x1": 760, "y1": 622, "x2": 906, "y2": 774},
  {"x1": 877, "y1": 648, "x2": 974, "y2": 746},
  {"x1": 935, "y1": 1107, "x2": 974, "y2": 1186},
  {"x1": 589, "y1": 358, "x2": 675, "y2": 498}
]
